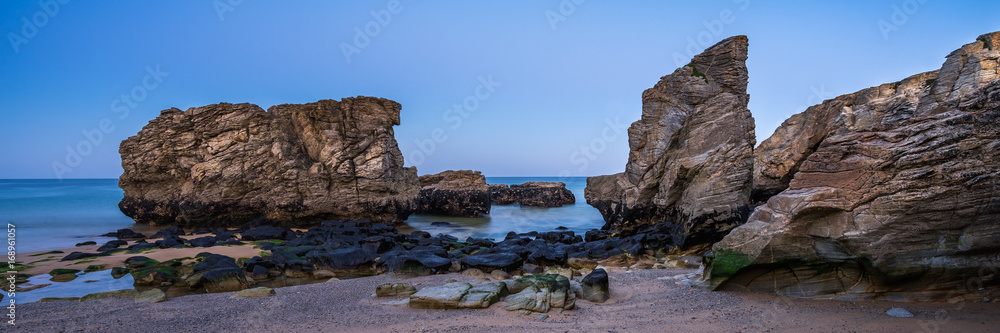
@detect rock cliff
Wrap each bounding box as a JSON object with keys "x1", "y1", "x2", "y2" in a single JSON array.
[
  {"x1": 118, "y1": 97, "x2": 420, "y2": 227},
  {"x1": 584, "y1": 35, "x2": 756, "y2": 247},
  {"x1": 416, "y1": 170, "x2": 491, "y2": 217},
  {"x1": 702, "y1": 32, "x2": 1000, "y2": 301}
]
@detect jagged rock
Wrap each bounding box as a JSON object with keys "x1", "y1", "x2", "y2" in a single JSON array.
[
  {"x1": 118, "y1": 97, "x2": 420, "y2": 227},
  {"x1": 511, "y1": 182, "x2": 576, "y2": 207},
  {"x1": 585, "y1": 35, "x2": 756, "y2": 247},
  {"x1": 416, "y1": 170, "x2": 490, "y2": 217},
  {"x1": 488, "y1": 184, "x2": 518, "y2": 205},
  {"x1": 701, "y1": 32, "x2": 1000, "y2": 301},
  {"x1": 489, "y1": 182, "x2": 575, "y2": 207},
  {"x1": 408, "y1": 281, "x2": 508, "y2": 309}
]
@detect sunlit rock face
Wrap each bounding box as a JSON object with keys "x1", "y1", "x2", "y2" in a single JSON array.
[{"x1": 118, "y1": 97, "x2": 420, "y2": 227}]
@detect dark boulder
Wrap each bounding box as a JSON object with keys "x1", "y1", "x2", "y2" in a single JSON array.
[
  {"x1": 151, "y1": 226, "x2": 185, "y2": 239},
  {"x1": 580, "y1": 268, "x2": 610, "y2": 303},
  {"x1": 188, "y1": 236, "x2": 217, "y2": 248},
  {"x1": 61, "y1": 252, "x2": 107, "y2": 261},
  {"x1": 103, "y1": 228, "x2": 145, "y2": 240},
  {"x1": 97, "y1": 240, "x2": 128, "y2": 252},
  {"x1": 459, "y1": 253, "x2": 523, "y2": 272},
  {"x1": 305, "y1": 248, "x2": 374, "y2": 271},
  {"x1": 240, "y1": 226, "x2": 295, "y2": 241}
]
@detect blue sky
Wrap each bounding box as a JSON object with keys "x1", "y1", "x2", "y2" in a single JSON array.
[{"x1": 1, "y1": 1, "x2": 997, "y2": 179}]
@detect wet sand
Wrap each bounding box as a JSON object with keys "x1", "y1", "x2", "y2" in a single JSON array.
[{"x1": 15, "y1": 267, "x2": 1000, "y2": 332}]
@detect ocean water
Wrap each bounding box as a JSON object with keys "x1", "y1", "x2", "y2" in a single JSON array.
[
  {"x1": 401, "y1": 177, "x2": 606, "y2": 240},
  {"x1": 0, "y1": 179, "x2": 137, "y2": 253},
  {"x1": 0, "y1": 177, "x2": 606, "y2": 253}
]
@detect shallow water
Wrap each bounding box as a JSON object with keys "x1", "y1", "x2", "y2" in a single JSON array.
[{"x1": 401, "y1": 177, "x2": 606, "y2": 240}]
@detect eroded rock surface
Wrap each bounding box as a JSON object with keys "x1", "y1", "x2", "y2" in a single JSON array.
[
  {"x1": 490, "y1": 182, "x2": 576, "y2": 207},
  {"x1": 416, "y1": 170, "x2": 490, "y2": 217},
  {"x1": 118, "y1": 97, "x2": 420, "y2": 227},
  {"x1": 585, "y1": 35, "x2": 756, "y2": 247},
  {"x1": 702, "y1": 32, "x2": 1000, "y2": 301}
]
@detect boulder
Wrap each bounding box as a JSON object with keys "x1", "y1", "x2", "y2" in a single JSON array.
[
  {"x1": 408, "y1": 281, "x2": 508, "y2": 309},
  {"x1": 155, "y1": 235, "x2": 186, "y2": 248},
  {"x1": 239, "y1": 226, "x2": 295, "y2": 241},
  {"x1": 118, "y1": 97, "x2": 420, "y2": 227},
  {"x1": 380, "y1": 250, "x2": 452, "y2": 276},
  {"x1": 151, "y1": 226, "x2": 185, "y2": 239},
  {"x1": 103, "y1": 229, "x2": 145, "y2": 240},
  {"x1": 97, "y1": 240, "x2": 128, "y2": 252},
  {"x1": 416, "y1": 170, "x2": 491, "y2": 217},
  {"x1": 580, "y1": 268, "x2": 609, "y2": 303},
  {"x1": 459, "y1": 253, "x2": 524, "y2": 272},
  {"x1": 187, "y1": 236, "x2": 217, "y2": 248},
  {"x1": 490, "y1": 182, "x2": 576, "y2": 207},
  {"x1": 231, "y1": 287, "x2": 276, "y2": 298},
  {"x1": 199, "y1": 267, "x2": 249, "y2": 293},
  {"x1": 701, "y1": 32, "x2": 1000, "y2": 301},
  {"x1": 305, "y1": 247, "x2": 374, "y2": 272},
  {"x1": 510, "y1": 182, "x2": 576, "y2": 207},
  {"x1": 375, "y1": 283, "x2": 417, "y2": 297},
  {"x1": 585, "y1": 35, "x2": 756, "y2": 247},
  {"x1": 503, "y1": 274, "x2": 576, "y2": 314}
]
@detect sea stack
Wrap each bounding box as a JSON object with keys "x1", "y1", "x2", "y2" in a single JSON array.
[
  {"x1": 701, "y1": 32, "x2": 1000, "y2": 301},
  {"x1": 584, "y1": 35, "x2": 756, "y2": 247},
  {"x1": 118, "y1": 97, "x2": 420, "y2": 227},
  {"x1": 416, "y1": 170, "x2": 491, "y2": 217}
]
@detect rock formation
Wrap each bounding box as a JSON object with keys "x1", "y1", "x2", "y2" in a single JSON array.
[
  {"x1": 585, "y1": 35, "x2": 756, "y2": 247},
  {"x1": 118, "y1": 97, "x2": 420, "y2": 227},
  {"x1": 490, "y1": 182, "x2": 576, "y2": 207},
  {"x1": 701, "y1": 32, "x2": 1000, "y2": 301},
  {"x1": 416, "y1": 170, "x2": 490, "y2": 217}
]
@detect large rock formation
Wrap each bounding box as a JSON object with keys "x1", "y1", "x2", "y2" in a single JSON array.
[
  {"x1": 584, "y1": 35, "x2": 756, "y2": 247},
  {"x1": 416, "y1": 170, "x2": 490, "y2": 217},
  {"x1": 702, "y1": 32, "x2": 1000, "y2": 301},
  {"x1": 118, "y1": 97, "x2": 420, "y2": 227},
  {"x1": 489, "y1": 182, "x2": 576, "y2": 207}
]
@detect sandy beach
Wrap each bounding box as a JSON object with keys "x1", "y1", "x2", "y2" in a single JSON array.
[{"x1": 14, "y1": 266, "x2": 999, "y2": 332}]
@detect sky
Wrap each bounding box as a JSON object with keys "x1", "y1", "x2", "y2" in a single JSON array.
[{"x1": 1, "y1": 1, "x2": 997, "y2": 179}]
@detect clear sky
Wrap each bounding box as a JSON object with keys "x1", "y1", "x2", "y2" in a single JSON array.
[{"x1": 1, "y1": 1, "x2": 997, "y2": 179}]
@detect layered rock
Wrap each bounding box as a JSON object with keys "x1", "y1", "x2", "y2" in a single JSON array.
[
  {"x1": 585, "y1": 35, "x2": 756, "y2": 247},
  {"x1": 118, "y1": 97, "x2": 420, "y2": 227},
  {"x1": 490, "y1": 182, "x2": 576, "y2": 207},
  {"x1": 702, "y1": 32, "x2": 1000, "y2": 301},
  {"x1": 416, "y1": 170, "x2": 490, "y2": 217}
]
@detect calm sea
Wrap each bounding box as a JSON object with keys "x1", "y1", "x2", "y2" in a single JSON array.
[{"x1": 0, "y1": 177, "x2": 605, "y2": 253}]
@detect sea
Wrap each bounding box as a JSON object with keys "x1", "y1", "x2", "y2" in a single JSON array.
[{"x1": 0, "y1": 177, "x2": 605, "y2": 254}]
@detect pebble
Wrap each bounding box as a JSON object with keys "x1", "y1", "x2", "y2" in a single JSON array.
[{"x1": 886, "y1": 307, "x2": 914, "y2": 318}]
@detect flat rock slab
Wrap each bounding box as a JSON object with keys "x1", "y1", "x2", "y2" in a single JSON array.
[{"x1": 409, "y1": 282, "x2": 508, "y2": 309}]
